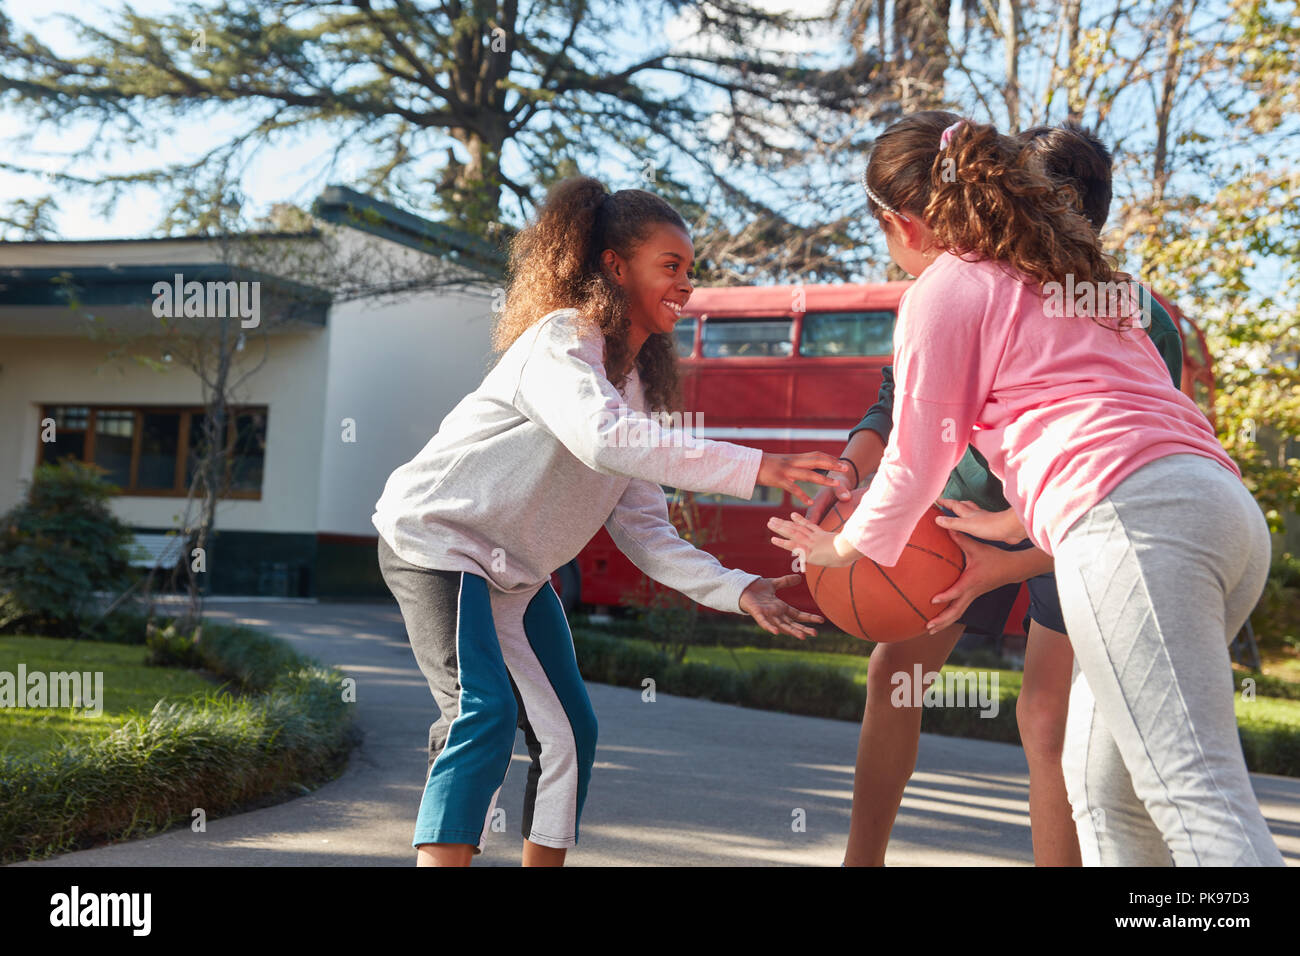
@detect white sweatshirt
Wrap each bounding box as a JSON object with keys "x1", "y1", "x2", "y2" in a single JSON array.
[{"x1": 372, "y1": 308, "x2": 765, "y2": 613}]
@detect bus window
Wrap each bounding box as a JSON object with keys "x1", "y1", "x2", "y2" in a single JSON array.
[
  {"x1": 799, "y1": 311, "x2": 895, "y2": 357},
  {"x1": 665, "y1": 485, "x2": 784, "y2": 507},
  {"x1": 693, "y1": 486, "x2": 785, "y2": 507},
  {"x1": 793, "y1": 479, "x2": 850, "y2": 505},
  {"x1": 673, "y1": 317, "x2": 696, "y2": 357},
  {"x1": 701, "y1": 318, "x2": 794, "y2": 358}
]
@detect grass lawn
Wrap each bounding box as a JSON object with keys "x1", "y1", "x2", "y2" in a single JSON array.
[
  {"x1": 0, "y1": 636, "x2": 222, "y2": 758},
  {"x1": 1237, "y1": 695, "x2": 1300, "y2": 731}
]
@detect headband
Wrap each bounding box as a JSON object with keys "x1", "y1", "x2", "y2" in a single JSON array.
[
  {"x1": 860, "y1": 165, "x2": 910, "y2": 222},
  {"x1": 862, "y1": 119, "x2": 967, "y2": 220}
]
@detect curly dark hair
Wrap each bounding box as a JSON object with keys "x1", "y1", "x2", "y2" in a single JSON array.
[
  {"x1": 864, "y1": 111, "x2": 1124, "y2": 294},
  {"x1": 1018, "y1": 122, "x2": 1113, "y2": 231},
  {"x1": 491, "y1": 176, "x2": 686, "y2": 414}
]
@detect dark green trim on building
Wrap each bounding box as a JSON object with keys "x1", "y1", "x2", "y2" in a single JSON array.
[
  {"x1": 0, "y1": 264, "x2": 330, "y2": 325},
  {"x1": 312, "y1": 185, "x2": 505, "y2": 279},
  {"x1": 131, "y1": 527, "x2": 317, "y2": 598},
  {"x1": 316, "y1": 536, "x2": 388, "y2": 600},
  {"x1": 130, "y1": 527, "x2": 391, "y2": 600}
]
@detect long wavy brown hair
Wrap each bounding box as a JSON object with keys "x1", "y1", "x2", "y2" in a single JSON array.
[
  {"x1": 491, "y1": 176, "x2": 686, "y2": 414},
  {"x1": 864, "y1": 111, "x2": 1129, "y2": 318}
]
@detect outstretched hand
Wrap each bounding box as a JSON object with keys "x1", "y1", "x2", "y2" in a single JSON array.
[
  {"x1": 758, "y1": 452, "x2": 853, "y2": 507},
  {"x1": 805, "y1": 466, "x2": 856, "y2": 523},
  {"x1": 934, "y1": 499, "x2": 1027, "y2": 544},
  {"x1": 768, "y1": 512, "x2": 860, "y2": 569},
  {"x1": 739, "y1": 574, "x2": 824, "y2": 640}
]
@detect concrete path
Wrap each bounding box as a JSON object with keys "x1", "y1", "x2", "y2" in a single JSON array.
[{"x1": 14, "y1": 600, "x2": 1300, "y2": 867}]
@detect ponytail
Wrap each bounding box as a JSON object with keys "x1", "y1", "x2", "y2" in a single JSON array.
[
  {"x1": 865, "y1": 112, "x2": 1129, "y2": 325},
  {"x1": 495, "y1": 175, "x2": 687, "y2": 412}
]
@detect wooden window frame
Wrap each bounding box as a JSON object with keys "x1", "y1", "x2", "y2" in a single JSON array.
[{"x1": 36, "y1": 404, "x2": 267, "y2": 500}]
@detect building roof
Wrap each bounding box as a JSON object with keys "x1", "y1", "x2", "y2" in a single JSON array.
[
  {"x1": 0, "y1": 184, "x2": 503, "y2": 323},
  {"x1": 311, "y1": 185, "x2": 505, "y2": 279}
]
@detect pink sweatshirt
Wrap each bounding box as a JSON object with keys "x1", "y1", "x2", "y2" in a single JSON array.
[{"x1": 839, "y1": 252, "x2": 1238, "y2": 563}]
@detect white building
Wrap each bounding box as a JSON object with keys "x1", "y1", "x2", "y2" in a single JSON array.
[{"x1": 0, "y1": 186, "x2": 503, "y2": 598}]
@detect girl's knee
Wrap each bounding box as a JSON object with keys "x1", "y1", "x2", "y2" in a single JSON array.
[
  {"x1": 476, "y1": 691, "x2": 520, "y2": 752},
  {"x1": 1016, "y1": 688, "x2": 1067, "y2": 760},
  {"x1": 866, "y1": 645, "x2": 906, "y2": 695}
]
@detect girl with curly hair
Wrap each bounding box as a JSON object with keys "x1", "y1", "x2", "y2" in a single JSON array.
[
  {"x1": 374, "y1": 175, "x2": 849, "y2": 867},
  {"x1": 770, "y1": 112, "x2": 1282, "y2": 866}
]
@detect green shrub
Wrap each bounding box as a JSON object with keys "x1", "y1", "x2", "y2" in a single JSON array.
[
  {"x1": 742, "y1": 661, "x2": 861, "y2": 720},
  {"x1": 0, "y1": 619, "x2": 356, "y2": 862},
  {"x1": 87, "y1": 609, "x2": 151, "y2": 645},
  {"x1": 571, "y1": 629, "x2": 860, "y2": 718},
  {"x1": 569, "y1": 631, "x2": 1300, "y2": 772},
  {"x1": 145, "y1": 618, "x2": 204, "y2": 669},
  {"x1": 1251, "y1": 552, "x2": 1300, "y2": 650},
  {"x1": 0, "y1": 461, "x2": 136, "y2": 637}
]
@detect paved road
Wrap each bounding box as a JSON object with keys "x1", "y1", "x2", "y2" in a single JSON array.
[{"x1": 15, "y1": 600, "x2": 1300, "y2": 867}]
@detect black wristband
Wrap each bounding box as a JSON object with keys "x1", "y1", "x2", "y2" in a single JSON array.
[{"x1": 837, "y1": 457, "x2": 860, "y2": 488}]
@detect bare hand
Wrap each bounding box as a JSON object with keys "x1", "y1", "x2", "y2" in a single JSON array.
[
  {"x1": 758, "y1": 452, "x2": 852, "y2": 507},
  {"x1": 924, "y1": 531, "x2": 1019, "y2": 633},
  {"x1": 934, "y1": 499, "x2": 1028, "y2": 545},
  {"x1": 804, "y1": 464, "x2": 857, "y2": 522},
  {"x1": 739, "y1": 573, "x2": 825, "y2": 640},
  {"x1": 767, "y1": 511, "x2": 860, "y2": 569}
]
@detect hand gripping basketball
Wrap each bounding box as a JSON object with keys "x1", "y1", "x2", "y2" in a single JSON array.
[{"x1": 800, "y1": 480, "x2": 966, "y2": 643}]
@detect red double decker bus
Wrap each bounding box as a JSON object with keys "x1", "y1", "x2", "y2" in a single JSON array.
[{"x1": 554, "y1": 281, "x2": 1215, "y2": 637}]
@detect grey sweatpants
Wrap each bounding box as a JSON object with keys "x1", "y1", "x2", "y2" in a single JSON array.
[{"x1": 1053, "y1": 453, "x2": 1284, "y2": 866}]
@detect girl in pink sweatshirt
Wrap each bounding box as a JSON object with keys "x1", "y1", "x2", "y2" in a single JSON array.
[{"x1": 770, "y1": 112, "x2": 1282, "y2": 866}]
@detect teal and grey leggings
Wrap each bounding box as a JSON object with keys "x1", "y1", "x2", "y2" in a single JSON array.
[
  {"x1": 378, "y1": 537, "x2": 597, "y2": 854},
  {"x1": 1053, "y1": 453, "x2": 1284, "y2": 865}
]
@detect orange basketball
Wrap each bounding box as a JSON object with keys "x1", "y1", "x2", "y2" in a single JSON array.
[{"x1": 805, "y1": 481, "x2": 965, "y2": 643}]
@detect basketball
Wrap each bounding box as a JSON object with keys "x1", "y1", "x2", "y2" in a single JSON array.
[{"x1": 804, "y1": 479, "x2": 966, "y2": 643}]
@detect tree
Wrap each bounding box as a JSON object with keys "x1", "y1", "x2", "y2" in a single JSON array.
[
  {"x1": 1130, "y1": 0, "x2": 1300, "y2": 532},
  {"x1": 836, "y1": 0, "x2": 1299, "y2": 528},
  {"x1": 0, "y1": 0, "x2": 878, "y2": 279}
]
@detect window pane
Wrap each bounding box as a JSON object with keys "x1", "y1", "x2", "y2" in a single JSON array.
[
  {"x1": 661, "y1": 484, "x2": 780, "y2": 507},
  {"x1": 673, "y1": 318, "x2": 695, "y2": 357},
  {"x1": 138, "y1": 413, "x2": 181, "y2": 490},
  {"x1": 93, "y1": 410, "x2": 134, "y2": 487},
  {"x1": 229, "y1": 411, "x2": 267, "y2": 492},
  {"x1": 43, "y1": 431, "x2": 85, "y2": 466},
  {"x1": 693, "y1": 486, "x2": 784, "y2": 507},
  {"x1": 49, "y1": 406, "x2": 89, "y2": 431},
  {"x1": 799, "y1": 311, "x2": 895, "y2": 357},
  {"x1": 185, "y1": 412, "x2": 213, "y2": 488},
  {"x1": 701, "y1": 319, "x2": 793, "y2": 358}
]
